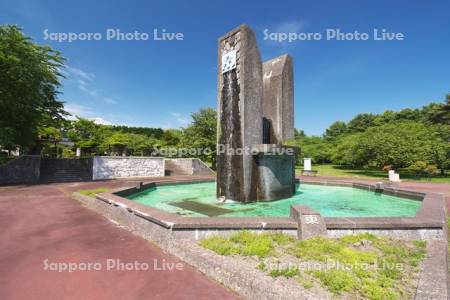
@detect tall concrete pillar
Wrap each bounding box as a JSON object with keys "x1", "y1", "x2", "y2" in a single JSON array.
[
  {"x1": 216, "y1": 24, "x2": 263, "y2": 202},
  {"x1": 262, "y1": 55, "x2": 294, "y2": 144}
]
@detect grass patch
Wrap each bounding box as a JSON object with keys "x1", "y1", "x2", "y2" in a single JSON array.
[
  {"x1": 298, "y1": 276, "x2": 314, "y2": 289},
  {"x1": 360, "y1": 277, "x2": 400, "y2": 300},
  {"x1": 200, "y1": 231, "x2": 426, "y2": 299},
  {"x1": 78, "y1": 187, "x2": 110, "y2": 198},
  {"x1": 289, "y1": 236, "x2": 378, "y2": 265},
  {"x1": 311, "y1": 268, "x2": 357, "y2": 295},
  {"x1": 199, "y1": 236, "x2": 240, "y2": 256},
  {"x1": 269, "y1": 267, "x2": 299, "y2": 278},
  {"x1": 296, "y1": 164, "x2": 450, "y2": 183},
  {"x1": 200, "y1": 231, "x2": 294, "y2": 258}
]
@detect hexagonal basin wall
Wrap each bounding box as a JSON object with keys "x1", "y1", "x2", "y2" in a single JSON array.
[{"x1": 126, "y1": 182, "x2": 421, "y2": 218}]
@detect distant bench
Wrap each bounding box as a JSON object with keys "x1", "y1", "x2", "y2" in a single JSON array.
[{"x1": 301, "y1": 170, "x2": 318, "y2": 176}]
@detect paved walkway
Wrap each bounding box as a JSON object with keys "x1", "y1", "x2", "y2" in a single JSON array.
[
  {"x1": 1, "y1": 175, "x2": 448, "y2": 300},
  {"x1": 0, "y1": 177, "x2": 237, "y2": 300}
]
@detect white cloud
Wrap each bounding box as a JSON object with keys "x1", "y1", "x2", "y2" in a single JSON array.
[
  {"x1": 65, "y1": 66, "x2": 116, "y2": 105},
  {"x1": 79, "y1": 83, "x2": 102, "y2": 97},
  {"x1": 65, "y1": 103, "x2": 113, "y2": 125},
  {"x1": 92, "y1": 117, "x2": 112, "y2": 125},
  {"x1": 103, "y1": 97, "x2": 117, "y2": 105},
  {"x1": 260, "y1": 20, "x2": 306, "y2": 57},
  {"x1": 64, "y1": 105, "x2": 192, "y2": 129},
  {"x1": 170, "y1": 112, "x2": 190, "y2": 126},
  {"x1": 66, "y1": 66, "x2": 95, "y2": 81},
  {"x1": 65, "y1": 103, "x2": 93, "y2": 119},
  {"x1": 271, "y1": 20, "x2": 304, "y2": 35}
]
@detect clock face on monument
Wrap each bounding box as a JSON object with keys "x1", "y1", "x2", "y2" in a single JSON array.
[{"x1": 221, "y1": 50, "x2": 236, "y2": 74}]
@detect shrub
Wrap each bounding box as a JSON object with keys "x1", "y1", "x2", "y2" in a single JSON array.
[{"x1": 407, "y1": 161, "x2": 428, "y2": 176}]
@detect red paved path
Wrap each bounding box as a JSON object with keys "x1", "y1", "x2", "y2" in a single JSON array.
[
  {"x1": 0, "y1": 178, "x2": 238, "y2": 300},
  {"x1": 1, "y1": 176, "x2": 448, "y2": 300}
]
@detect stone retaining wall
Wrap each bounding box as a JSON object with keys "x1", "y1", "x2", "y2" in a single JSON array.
[
  {"x1": 92, "y1": 156, "x2": 165, "y2": 180},
  {"x1": 0, "y1": 155, "x2": 40, "y2": 185},
  {"x1": 40, "y1": 157, "x2": 93, "y2": 183}
]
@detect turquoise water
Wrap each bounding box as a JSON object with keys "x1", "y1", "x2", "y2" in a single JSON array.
[{"x1": 127, "y1": 182, "x2": 421, "y2": 218}]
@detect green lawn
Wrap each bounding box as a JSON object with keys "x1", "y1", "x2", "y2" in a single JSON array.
[{"x1": 296, "y1": 164, "x2": 450, "y2": 183}]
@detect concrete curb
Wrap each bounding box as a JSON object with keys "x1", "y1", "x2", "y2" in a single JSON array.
[
  {"x1": 73, "y1": 192, "x2": 449, "y2": 299},
  {"x1": 415, "y1": 240, "x2": 449, "y2": 299},
  {"x1": 73, "y1": 192, "x2": 321, "y2": 299},
  {"x1": 92, "y1": 178, "x2": 447, "y2": 241}
]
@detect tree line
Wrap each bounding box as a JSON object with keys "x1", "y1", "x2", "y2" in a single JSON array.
[
  {"x1": 1, "y1": 24, "x2": 448, "y2": 175},
  {"x1": 61, "y1": 108, "x2": 216, "y2": 165},
  {"x1": 0, "y1": 25, "x2": 216, "y2": 165},
  {"x1": 288, "y1": 97, "x2": 449, "y2": 174}
]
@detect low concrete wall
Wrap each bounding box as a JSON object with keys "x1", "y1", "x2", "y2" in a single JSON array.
[
  {"x1": 40, "y1": 157, "x2": 93, "y2": 183},
  {"x1": 73, "y1": 192, "x2": 448, "y2": 300},
  {"x1": 192, "y1": 158, "x2": 215, "y2": 175},
  {"x1": 415, "y1": 240, "x2": 449, "y2": 299},
  {"x1": 168, "y1": 158, "x2": 215, "y2": 175},
  {"x1": 92, "y1": 156, "x2": 165, "y2": 180},
  {"x1": 87, "y1": 178, "x2": 446, "y2": 241},
  {"x1": 167, "y1": 158, "x2": 193, "y2": 174},
  {"x1": 256, "y1": 153, "x2": 296, "y2": 200},
  {"x1": 0, "y1": 155, "x2": 40, "y2": 185},
  {"x1": 73, "y1": 192, "x2": 319, "y2": 300}
]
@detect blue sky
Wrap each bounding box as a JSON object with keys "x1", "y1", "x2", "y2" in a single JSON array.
[{"x1": 1, "y1": 0, "x2": 449, "y2": 135}]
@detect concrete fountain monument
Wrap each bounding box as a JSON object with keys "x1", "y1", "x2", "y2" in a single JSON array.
[
  {"x1": 72, "y1": 24, "x2": 448, "y2": 299},
  {"x1": 216, "y1": 24, "x2": 297, "y2": 202}
]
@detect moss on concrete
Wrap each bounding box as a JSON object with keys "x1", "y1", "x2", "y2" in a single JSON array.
[
  {"x1": 200, "y1": 231, "x2": 426, "y2": 300},
  {"x1": 78, "y1": 187, "x2": 110, "y2": 198}
]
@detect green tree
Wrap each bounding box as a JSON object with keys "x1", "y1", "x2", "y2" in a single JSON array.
[
  {"x1": 347, "y1": 113, "x2": 376, "y2": 133},
  {"x1": 332, "y1": 133, "x2": 366, "y2": 167},
  {"x1": 105, "y1": 132, "x2": 131, "y2": 156},
  {"x1": 127, "y1": 134, "x2": 162, "y2": 156},
  {"x1": 395, "y1": 108, "x2": 420, "y2": 121},
  {"x1": 428, "y1": 94, "x2": 450, "y2": 124},
  {"x1": 67, "y1": 118, "x2": 102, "y2": 155},
  {"x1": 430, "y1": 124, "x2": 450, "y2": 174},
  {"x1": 180, "y1": 108, "x2": 217, "y2": 167},
  {"x1": 332, "y1": 121, "x2": 448, "y2": 170},
  {"x1": 324, "y1": 121, "x2": 347, "y2": 141},
  {"x1": 162, "y1": 129, "x2": 182, "y2": 146},
  {"x1": 407, "y1": 161, "x2": 428, "y2": 177},
  {"x1": 294, "y1": 129, "x2": 306, "y2": 139},
  {"x1": 38, "y1": 126, "x2": 62, "y2": 157},
  {"x1": 0, "y1": 25, "x2": 67, "y2": 153},
  {"x1": 289, "y1": 134, "x2": 332, "y2": 165}
]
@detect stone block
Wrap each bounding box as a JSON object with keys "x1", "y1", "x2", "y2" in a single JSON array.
[
  {"x1": 290, "y1": 205, "x2": 327, "y2": 240},
  {"x1": 92, "y1": 156, "x2": 164, "y2": 180}
]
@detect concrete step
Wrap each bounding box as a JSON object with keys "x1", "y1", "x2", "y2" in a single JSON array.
[
  {"x1": 164, "y1": 160, "x2": 189, "y2": 176},
  {"x1": 40, "y1": 177, "x2": 88, "y2": 183}
]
